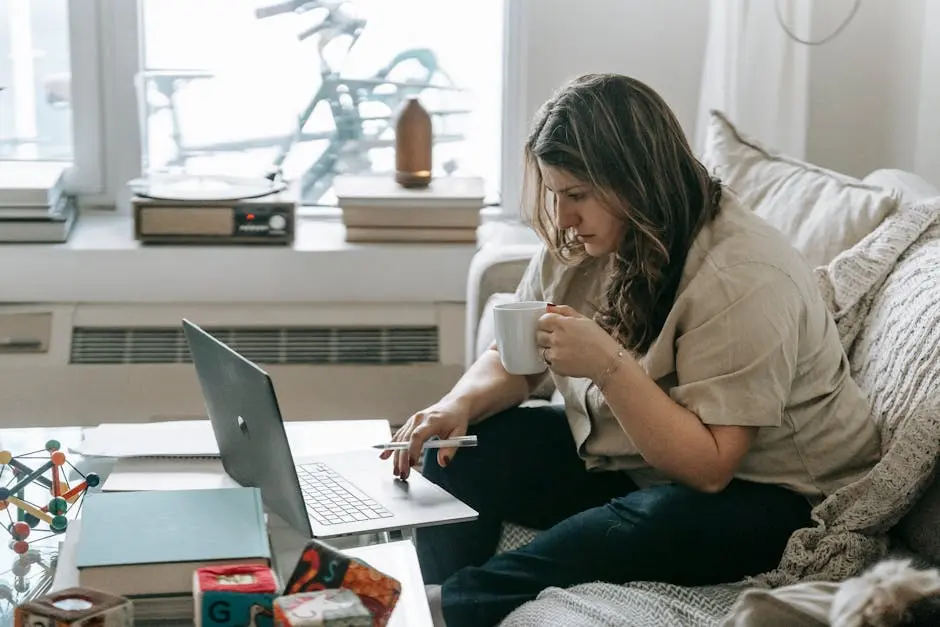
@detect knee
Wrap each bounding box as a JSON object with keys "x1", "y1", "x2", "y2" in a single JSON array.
[{"x1": 420, "y1": 443, "x2": 484, "y2": 501}]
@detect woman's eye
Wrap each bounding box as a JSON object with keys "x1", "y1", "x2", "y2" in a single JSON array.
[{"x1": 568, "y1": 193, "x2": 584, "y2": 202}]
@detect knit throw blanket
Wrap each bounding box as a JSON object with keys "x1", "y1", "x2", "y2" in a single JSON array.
[
  {"x1": 503, "y1": 199, "x2": 940, "y2": 626},
  {"x1": 754, "y1": 200, "x2": 940, "y2": 589}
]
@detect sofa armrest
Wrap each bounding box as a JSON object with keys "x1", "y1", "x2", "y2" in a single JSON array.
[{"x1": 464, "y1": 244, "x2": 539, "y2": 369}]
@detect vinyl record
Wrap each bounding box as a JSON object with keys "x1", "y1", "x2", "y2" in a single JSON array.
[{"x1": 127, "y1": 174, "x2": 286, "y2": 201}]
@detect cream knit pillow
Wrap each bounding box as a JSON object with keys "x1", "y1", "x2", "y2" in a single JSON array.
[{"x1": 702, "y1": 110, "x2": 899, "y2": 268}]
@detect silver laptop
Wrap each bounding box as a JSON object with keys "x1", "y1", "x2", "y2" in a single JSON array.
[{"x1": 182, "y1": 319, "x2": 477, "y2": 539}]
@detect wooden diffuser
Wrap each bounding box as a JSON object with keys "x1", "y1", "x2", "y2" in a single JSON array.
[{"x1": 394, "y1": 96, "x2": 433, "y2": 188}]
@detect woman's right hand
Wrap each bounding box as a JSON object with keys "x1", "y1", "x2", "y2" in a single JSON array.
[{"x1": 380, "y1": 400, "x2": 471, "y2": 481}]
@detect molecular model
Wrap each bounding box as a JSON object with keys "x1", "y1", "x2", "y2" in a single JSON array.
[{"x1": 0, "y1": 440, "x2": 99, "y2": 555}]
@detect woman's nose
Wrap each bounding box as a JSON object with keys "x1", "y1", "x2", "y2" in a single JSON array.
[{"x1": 555, "y1": 201, "x2": 579, "y2": 230}]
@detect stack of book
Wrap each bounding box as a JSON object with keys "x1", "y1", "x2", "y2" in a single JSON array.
[
  {"x1": 334, "y1": 174, "x2": 485, "y2": 243},
  {"x1": 0, "y1": 160, "x2": 77, "y2": 243},
  {"x1": 53, "y1": 487, "x2": 273, "y2": 623}
]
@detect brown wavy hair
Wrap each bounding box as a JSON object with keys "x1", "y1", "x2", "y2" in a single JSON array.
[{"x1": 523, "y1": 73, "x2": 723, "y2": 355}]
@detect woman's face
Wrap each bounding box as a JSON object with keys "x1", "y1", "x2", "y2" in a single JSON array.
[{"x1": 539, "y1": 162, "x2": 624, "y2": 257}]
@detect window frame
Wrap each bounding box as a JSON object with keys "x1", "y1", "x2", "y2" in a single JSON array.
[
  {"x1": 67, "y1": 0, "x2": 106, "y2": 196},
  {"x1": 72, "y1": 0, "x2": 523, "y2": 218},
  {"x1": 2, "y1": 0, "x2": 105, "y2": 196},
  {"x1": 499, "y1": 0, "x2": 526, "y2": 221}
]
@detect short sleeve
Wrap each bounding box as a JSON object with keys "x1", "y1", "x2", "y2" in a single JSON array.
[
  {"x1": 514, "y1": 245, "x2": 547, "y2": 302},
  {"x1": 669, "y1": 268, "x2": 802, "y2": 428}
]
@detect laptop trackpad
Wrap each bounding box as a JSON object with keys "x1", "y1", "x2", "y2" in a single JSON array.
[{"x1": 310, "y1": 450, "x2": 470, "y2": 508}]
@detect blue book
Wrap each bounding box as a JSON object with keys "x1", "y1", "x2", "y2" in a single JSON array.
[{"x1": 75, "y1": 487, "x2": 271, "y2": 597}]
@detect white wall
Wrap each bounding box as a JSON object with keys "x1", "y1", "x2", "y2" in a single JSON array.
[
  {"x1": 519, "y1": 0, "x2": 709, "y2": 136},
  {"x1": 915, "y1": 0, "x2": 940, "y2": 184},
  {"x1": 508, "y1": 0, "x2": 938, "y2": 191},
  {"x1": 806, "y1": 0, "x2": 926, "y2": 178},
  {"x1": 501, "y1": 0, "x2": 708, "y2": 215}
]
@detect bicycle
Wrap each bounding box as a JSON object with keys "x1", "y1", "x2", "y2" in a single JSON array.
[{"x1": 145, "y1": 0, "x2": 469, "y2": 205}]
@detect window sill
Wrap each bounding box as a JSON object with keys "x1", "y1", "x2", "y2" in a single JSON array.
[{"x1": 0, "y1": 210, "x2": 531, "y2": 304}]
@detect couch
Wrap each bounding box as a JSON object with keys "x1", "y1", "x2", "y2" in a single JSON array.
[{"x1": 463, "y1": 111, "x2": 940, "y2": 625}]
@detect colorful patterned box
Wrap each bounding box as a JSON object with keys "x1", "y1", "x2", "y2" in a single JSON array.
[
  {"x1": 14, "y1": 586, "x2": 133, "y2": 626},
  {"x1": 194, "y1": 563, "x2": 279, "y2": 627},
  {"x1": 273, "y1": 589, "x2": 372, "y2": 626},
  {"x1": 284, "y1": 540, "x2": 401, "y2": 627}
]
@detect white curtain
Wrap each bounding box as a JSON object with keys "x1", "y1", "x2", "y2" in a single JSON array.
[{"x1": 695, "y1": 0, "x2": 812, "y2": 159}]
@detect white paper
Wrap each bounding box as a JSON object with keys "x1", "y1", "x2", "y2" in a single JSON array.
[
  {"x1": 102, "y1": 458, "x2": 239, "y2": 492},
  {"x1": 72, "y1": 421, "x2": 219, "y2": 458},
  {"x1": 73, "y1": 419, "x2": 391, "y2": 459}
]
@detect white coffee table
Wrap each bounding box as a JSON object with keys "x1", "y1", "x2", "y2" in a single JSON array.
[{"x1": 345, "y1": 540, "x2": 432, "y2": 627}]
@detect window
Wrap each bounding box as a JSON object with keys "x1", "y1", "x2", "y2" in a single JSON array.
[
  {"x1": 36, "y1": 0, "x2": 505, "y2": 211},
  {"x1": 137, "y1": 0, "x2": 504, "y2": 208},
  {"x1": 1, "y1": 1, "x2": 508, "y2": 210},
  {"x1": 0, "y1": 0, "x2": 73, "y2": 162}
]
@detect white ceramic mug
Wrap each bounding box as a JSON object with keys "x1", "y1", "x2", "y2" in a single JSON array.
[{"x1": 493, "y1": 301, "x2": 549, "y2": 375}]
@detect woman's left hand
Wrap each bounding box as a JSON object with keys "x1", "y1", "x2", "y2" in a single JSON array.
[{"x1": 536, "y1": 305, "x2": 621, "y2": 379}]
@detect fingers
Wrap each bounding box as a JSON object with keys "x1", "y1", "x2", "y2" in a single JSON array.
[
  {"x1": 537, "y1": 312, "x2": 562, "y2": 330},
  {"x1": 436, "y1": 421, "x2": 467, "y2": 468},
  {"x1": 382, "y1": 411, "x2": 469, "y2": 481},
  {"x1": 397, "y1": 420, "x2": 424, "y2": 479},
  {"x1": 403, "y1": 421, "x2": 440, "y2": 481},
  {"x1": 536, "y1": 330, "x2": 553, "y2": 347},
  {"x1": 379, "y1": 435, "x2": 396, "y2": 459},
  {"x1": 382, "y1": 416, "x2": 418, "y2": 479},
  {"x1": 548, "y1": 304, "x2": 581, "y2": 318}
]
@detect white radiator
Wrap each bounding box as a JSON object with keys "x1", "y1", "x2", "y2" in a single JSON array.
[{"x1": 0, "y1": 302, "x2": 465, "y2": 428}]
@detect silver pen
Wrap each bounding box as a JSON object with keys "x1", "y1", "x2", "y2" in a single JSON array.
[{"x1": 372, "y1": 435, "x2": 478, "y2": 451}]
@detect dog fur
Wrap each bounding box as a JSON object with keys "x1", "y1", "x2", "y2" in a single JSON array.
[{"x1": 830, "y1": 559, "x2": 940, "y2": 627}]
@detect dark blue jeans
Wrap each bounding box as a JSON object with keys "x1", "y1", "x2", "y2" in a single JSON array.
[{"x1": 415, "y1": 405, "x2": 812, "y2": 627}]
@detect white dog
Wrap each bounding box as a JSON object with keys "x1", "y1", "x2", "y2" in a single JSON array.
[{"x1": 830, "y1": 559, "x2": 940, "y2": 627}]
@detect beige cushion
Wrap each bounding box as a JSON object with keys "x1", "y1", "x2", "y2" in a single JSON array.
[{"x1": 702, "y1": 110, "x2": 899, "y2": 268}]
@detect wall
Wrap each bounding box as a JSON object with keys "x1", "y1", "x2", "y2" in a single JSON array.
[
  {"x1": 519, "y1": 0, "x2": 709, "y2": 136},
  {"x1": 508, "y1": 0, "x2": 937, "y2": 193},
  {"x1": 806, "y1": 0, "x2": 926, "y2": 178},
  {"x1": 915, "y1": 0, "x2": 940, "y2": 184}
]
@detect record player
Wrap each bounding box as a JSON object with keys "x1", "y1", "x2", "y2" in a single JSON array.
[{"x1": 129, "y1": 174, "x2": 296, "y2": 245}]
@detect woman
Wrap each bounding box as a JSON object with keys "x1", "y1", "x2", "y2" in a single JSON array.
[{"x1": 381, "y1": 74, "x2": 881, "y2": 627}]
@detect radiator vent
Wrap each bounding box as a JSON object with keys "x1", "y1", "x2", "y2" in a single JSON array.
[{"x1": 69, "y1": 326, "x2": 439, "y2": 365}]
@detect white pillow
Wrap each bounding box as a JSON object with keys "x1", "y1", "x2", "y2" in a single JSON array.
[
  {"x1": 863, "y1": 168, "x2": 940, "y2": 203},
  {"x1": 702, "y1": 110, "x2": 899, "y2": 268}
]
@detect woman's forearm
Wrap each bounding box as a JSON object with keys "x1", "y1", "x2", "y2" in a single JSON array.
[
  {"x1": 595, "y1": 353, "x2": 731, "y2": 491},
  {"x1": 442, "y1": 346, "x2": 546, "y2": 424}
]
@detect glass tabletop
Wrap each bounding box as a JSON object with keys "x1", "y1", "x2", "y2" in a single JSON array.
[{"x1": 0, "y1": 427, "x2": 114, "y2": 625}]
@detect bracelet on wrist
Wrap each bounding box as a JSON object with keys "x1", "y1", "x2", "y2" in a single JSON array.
[{"x1": 595, "y1": 348, "x2": 626, "y2": 393}]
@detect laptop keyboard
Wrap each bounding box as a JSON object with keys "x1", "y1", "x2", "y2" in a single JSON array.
[{"x1": 297, "y1": 462, "x2": 394, "y2": 527}]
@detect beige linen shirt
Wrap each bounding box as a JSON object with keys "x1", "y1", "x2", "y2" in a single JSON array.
[{"x1": 515, "y1": 194, "x2": 880, "y2": 499}]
